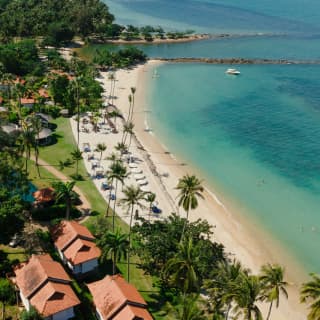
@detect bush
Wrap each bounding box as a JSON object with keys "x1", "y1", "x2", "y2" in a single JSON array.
[{"x1": 31, "y1": 204, "x2": 81, "y2": 221}]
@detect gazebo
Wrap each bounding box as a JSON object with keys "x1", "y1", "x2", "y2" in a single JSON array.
[
  {"x1": 36, "y1": 128, "x2": 52, "y2": 145},
  {"x1": 33, "y1": 187, "x2": 55, "y2": 207}
]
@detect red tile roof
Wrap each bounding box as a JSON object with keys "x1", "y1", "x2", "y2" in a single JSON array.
[
  {"x1": 0, "y1": 97, "x2": 3, "y2": 104},
  {"x1": 20, "y1": 98, "x2": 35, "y2": 105},
  {"x1": 14, "y1": 254, "x2": 79, "y2": 317},
  {"x1": 15, "y1": 254, "x2": 70, "y2": 299},
  {"x1": 38, "y1": 88, "x2": 50, "y2": 98},
  {"x1": 14, "y1": 77, "x2": 26, "y2": 85},
  {"x1": 63, "y1": 238, "x2": 101, "y2": 265},
  {"x1": 52, "y1": 220, "x2": 95, "y2": 251},
  {"x1": 87, "y1": 274, "x2": 152, "y2": 320},
  {"x1": 33, "y1": 187, "x2": 55, "y2": 203},
  {"x1": 113, "y1": 305, "x2": 153, "y2": 320},
  {"x1": 30, "y1": 282, "x2": 80, "y2": 317}
]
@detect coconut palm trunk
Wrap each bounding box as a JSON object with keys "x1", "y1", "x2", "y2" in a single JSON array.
[{"x1": 127, "y1": 203, "x2": 135, "y2": 283}]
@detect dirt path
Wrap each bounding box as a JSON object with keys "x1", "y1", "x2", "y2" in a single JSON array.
[{"x1": 30, "y1": 156, "x2": 91, "y2": 212}]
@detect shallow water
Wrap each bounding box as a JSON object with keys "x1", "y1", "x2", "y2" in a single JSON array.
[{"x1": 102, "y1": 0, "x2": 320, "y2": 274}]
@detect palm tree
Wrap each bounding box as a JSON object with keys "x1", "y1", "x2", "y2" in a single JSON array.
[
  {"x1": 107, "y1": 160, "x2": 128, "y2": 231},
  {"x1": 108, "y1": 72, "x2": 116, "y2": 106},
  {"x1": 175, "y1": 293, "x2": 206, "y2": 320},
  {"x1": 300, "y1": 273, "x2": 320, "y2": 320},
  {"x1": 126, "y1": 94, "x2": 132, "y2": 123},
  {"x1": 122, "y1": 121, "x2": 135, "y2": 150},
  {"x1": 108, "y1": 109, "x2": 122, "y2": 131},
  {"x1": 129, "y1": 87, "x2": 136, "y2": 122},
  {"x1": 95, "y1": 143, "x2": 107, "y2": 161},
  {"x1": 260, "y1": 264, "x2": 288, "y2": 320},
  {"x1": 205, "y1": 259, "x2": 247, "y2": 320},
  {"x1": 115, "y1": 142, "x2": 128, "y2": 156},
  {"x1": 52, "y1": 181, "x2": 76, "y2": 220},
  {"x1": 145, "y1": 192, "x2": 156, "y2": 221},
  {"x1": 176, "y1": 174, "x2": 204, "y2": 240},
  {"x1": 232, "y1": 274, "x2": 263, "y2": 320},
  {"x1": 98, "y1": 228, "x2": 129, "y2": 275},
  {"x1": 106, "y1": 152, "x2": 121, "y2": 164},
  {"x1": 29, "y1": 115, "x2": 42, "y2": 178},
  {"x1": 18, "y1": 126, "x2": 36, "y2": 174},
  {"x1": 120, "y1": 185, "x2": 146, "y2": 282},
  {"x1": 163, "y1": 237, "x2": 199, "y2": 295},
  {"x1": 70, "y1": 148, "x2": 83, "y2": 177}
]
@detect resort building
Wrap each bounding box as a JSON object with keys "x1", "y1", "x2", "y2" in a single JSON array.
[
  {"x1": 14, "y1": 254, "x2": 80, "y2": 320},
  {"x1": 51, "y1": 220, "x2": 101, "y2": 276},
  {"x1": 87, "y1": 274, "x2": 153, "y2": 320},
  {"x1": 20, "y1": 97, "x2": 35, "y2": 108}
]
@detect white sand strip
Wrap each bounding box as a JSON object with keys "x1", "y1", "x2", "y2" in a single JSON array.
[{"x1": 70, "y1": 61, "x2": 306, "y2": 319}]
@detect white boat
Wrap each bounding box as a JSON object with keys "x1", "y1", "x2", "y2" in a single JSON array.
[{"x1": 225, "y1": 68, "x2": 240, "y2": 75}]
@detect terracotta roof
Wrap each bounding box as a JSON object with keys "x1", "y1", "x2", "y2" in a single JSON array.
[
  {"x1": 15, "y1": 254, "x2": 71, "y2": 299},
  {"x1": 52, "y1": 220, "x2": 95, "y2": 252},
  {"x1": 33, "y1": 187, "x2": 55, "y2": 203},
  {"x1": 38, "y1": 88, "x2": 50, "y2": 98},
  {"x1": 0, "y1": 97, "x2": 3, "y2": 104},
  {"x1": 50, "y1": 69, "x2": 74, "y2": 81},
  {"x1": 30, "y1": 282, "x2": 80, "y2": 317},
  {"x1": 113, "y1": 305, "x2": 153, "y2": 320},
  {"x1": 87, "y1": 275, "x2": 151, "y2": 320},
  {"x1": 14, "y1": 77, "x2": 26, "y2": 85},
  {"x1": 20, "y1": 98, "x2": 35, "y2": 105},
  {"x1": 63, "y1": 238, "x2": 101, "y2": 265}
]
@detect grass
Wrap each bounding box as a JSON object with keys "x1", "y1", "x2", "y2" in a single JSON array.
[
  {"x1": 0, "y1": 245, "x2": 26, "y2": 262},
  {"x1": 26, "y1": 116, "x2": 176, "y2": 319}
]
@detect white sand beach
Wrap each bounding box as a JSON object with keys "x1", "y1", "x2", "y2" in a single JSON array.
[{"x1": 70, "y1": 60, "x2": 307, "y2": 319}]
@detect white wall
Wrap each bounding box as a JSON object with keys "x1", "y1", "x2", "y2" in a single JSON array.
[
  {"x1": 96, "y1": 308, "x2": 104, "y2": 320},
  {"x1": 20, "y1": 292, "x2": 30, "y2": 311}
]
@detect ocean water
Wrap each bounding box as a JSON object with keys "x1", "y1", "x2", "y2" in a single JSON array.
[{"x1": 102, "y1": 1, "x2": 320, "y2": 274}]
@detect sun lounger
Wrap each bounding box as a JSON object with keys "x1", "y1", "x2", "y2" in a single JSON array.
[
  {"x1": 131, "y1": 168, "x2": 143, "y2": 174},
  {"x1": 134, "y1": 174, "x2": 145, "y2": 181},
  {"x1": 138, "y1": 179, "x2": 148, "y2": 186}
]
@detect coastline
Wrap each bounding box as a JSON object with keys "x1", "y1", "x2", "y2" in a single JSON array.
[
  {"x1": 68, "y1": 59, "x2": 307, "y2": 318},
  {"x1": 123, "y1": 61, "x2": 308, "y2": 319}
]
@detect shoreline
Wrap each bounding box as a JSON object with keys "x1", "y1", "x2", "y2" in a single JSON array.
[
  {"x1": 128, "y1": 61, "x2": 308, "y2": 318},
  {"x1": 69, "y1": 59, "x2": 307, "y2": 318}
]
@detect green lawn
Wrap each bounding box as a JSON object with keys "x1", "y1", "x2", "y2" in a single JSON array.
[
  {"x1": 30, "y1": 117, "x2": 175, "y2": 318},
  {"x1": 0, "y1": 245, "x2": 26, "y2": 262}
]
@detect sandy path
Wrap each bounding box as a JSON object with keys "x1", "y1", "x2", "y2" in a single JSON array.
[{"x1": 31, "y1": 156, "x2": 91, "y2": 212}]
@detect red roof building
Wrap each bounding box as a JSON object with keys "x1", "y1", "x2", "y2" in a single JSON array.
[
  {"x1": 87, "y1": 274, "x2": 153, "y2": 320},
  {"x1": 14, "y1": 254, "x2": 80, "y2": 320},
  {"x1": 51, "y1": 221, "x2": 101, "y2": 275}
]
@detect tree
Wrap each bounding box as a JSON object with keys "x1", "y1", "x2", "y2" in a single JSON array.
[
  {"x1": 98, "y1": 228, "x2": 129, "y2": 275},
  {"x1": 122, "y1": 121, "x2": 134, "y2": 150},
  {"x1": 70, "y1": 148, "x2": 83, "y2": 177},
  {"x1": 232, "y1": 274, "x2": 263, "y2": 320},
  {"x1": 129, "y1": 87, "x2": 136, "y2": 122},
  {"x1": 260, "y1": 264, "x2": 288, "y2": 320},
  {"x1": 29, "y1": 115, "x2": 42, "y2": 178},
  {"x1": 174, "y1": 293, "x2": 206, "y2": 320},
  {"x1": 95, "y1": 143, "x2": 107, "y2": 161},
  {"x1": 301, "y1": 273, "x2": 320, "y2": 320},
  {"x1": 109, "y1": 109, "x2": 122, "y2": 131},
  {"x1": 107, "y1": 160, "x2": 128, "y2": 231},
  {"x1": 21, "y1": 306, "x2": 44, "y2": 320},
  {"x1": 176, "y1": 174, "x2": 204, "y2": 241},
  {"x1": 52, "y1": 181, "x2": 76, "y2": 220},
  {"x1": 163, "y1": 237, "x2": 199, "y2": 295},
  {"x1": 0, "y1": 278, "x2": 15, "y2": 320},
  {"x1": 205, "y1": 260, "x2": 247, "y2": 320},
  {"x1": 145, "y1": 192, "x2": 156, "y2": 221},
  {"x1": 115, "y1": 142, "x2": 128, "y2": 155},
  {"x1": 120, "y1": 185, "x2": 146, "y2": 282},
  {"x1": 18, "y1": 125, "x2": 36, "y2": 174}
]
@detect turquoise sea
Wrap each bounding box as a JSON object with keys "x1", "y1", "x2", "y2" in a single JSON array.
[{"x1": 103, "y1": 1, "x2": 320, "y2": 274}]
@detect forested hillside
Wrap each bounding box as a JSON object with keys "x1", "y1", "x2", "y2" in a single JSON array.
[{"x1": 0, "y1": 0, "x2": 114, "y2": 42}]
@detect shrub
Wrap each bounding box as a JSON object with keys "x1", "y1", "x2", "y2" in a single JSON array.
[{"x1": 31, "y1": 204, "x2": 81, "y2": 221}]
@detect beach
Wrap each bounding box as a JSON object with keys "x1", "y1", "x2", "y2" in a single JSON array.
[{"x1": 70, "y1": 60, "x2": 307, "y2": 319}]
